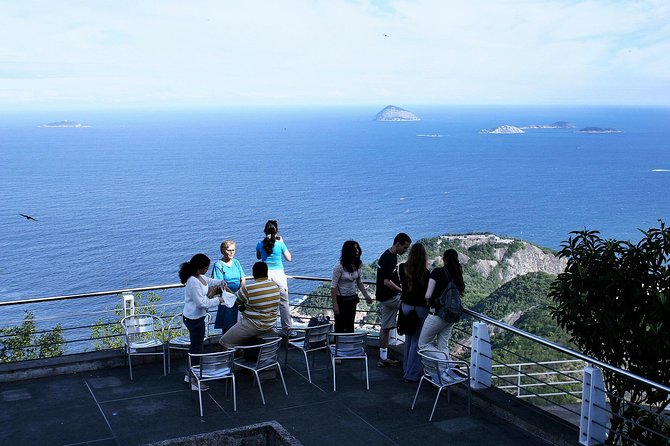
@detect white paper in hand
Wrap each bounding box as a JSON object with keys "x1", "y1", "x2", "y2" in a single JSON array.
[{"x1": 221, "y1": 291, "x2": 237, "y2": 308}]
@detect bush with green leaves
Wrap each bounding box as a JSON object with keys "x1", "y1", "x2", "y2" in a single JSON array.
[
  {"x1": 0, "y1": 311, "x2": 65, "y2": 362},
  {"x1": 550, "y1": 223, "x2": 670, "y2": 445}
]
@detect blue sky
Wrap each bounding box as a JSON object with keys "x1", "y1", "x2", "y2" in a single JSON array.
[{"x1": 1, "y1": 0, "x2": 668, "y2": 108}]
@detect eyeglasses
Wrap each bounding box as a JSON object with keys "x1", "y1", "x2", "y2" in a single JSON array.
[{"x1": 225, "y1": 248, "x2": 236, "y2": 252}]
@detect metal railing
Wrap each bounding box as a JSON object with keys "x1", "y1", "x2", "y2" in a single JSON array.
[{"x1": 1, "y1": 276, "x2": 668, "y2": 446}]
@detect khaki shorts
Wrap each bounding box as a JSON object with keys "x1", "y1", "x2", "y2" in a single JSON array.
[{"x1": 379, "y1": 295, "x2": 401, "y2": 330}]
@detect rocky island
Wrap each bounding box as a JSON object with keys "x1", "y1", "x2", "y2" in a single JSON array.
[
  {"x1": 40, "y1": 120, "x2": 90, "y2": 128},
  {"x1": 521, "y1": 121, "x2": 575, "y2": 129},
  {"x1": 374, "y1": 105, "x2": 420, "y2": 121},
  {"x1": 576, "y1": 127, "x2": 622, "y2": 134},
  {"x1": 480, "y1": 124, "x2": 524, "y2": 134}
]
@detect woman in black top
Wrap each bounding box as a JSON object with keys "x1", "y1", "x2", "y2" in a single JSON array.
[
  {"x1": 418, "y1": 249, "x2": 465, "y2": 379},
  {"x1": 398, "y1": 243, "x2": 430, "y2": 382}
]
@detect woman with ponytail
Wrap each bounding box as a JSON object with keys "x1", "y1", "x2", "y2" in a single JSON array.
[
  {"x1": 179, "y1": 253, "x2": 229, "y2": 390},
  {"x1": 418, "y1": 249, "x2": 466, "y2": 383},
  {"x1": 255, "y1": 220, "x2": 292, "y2": 333}
]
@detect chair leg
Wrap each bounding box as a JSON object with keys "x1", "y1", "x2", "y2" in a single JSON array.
[
  {"x1": 276, "y1": 364, "x2": 288, "y2": 395},
  {"x1": 332, "y1": 357, "x2": 337, "y2": 391},
  {"x1": 232, "y1": 377, "x2": 237, "y2": 411},
  {"x1": 430, "y1": 387, "x2": 445, "y2": 422},
  {"x1": 283, "y1": 345, "x2": 289, "y2": 374},
  {"x1": 197, "y1": 381, "x2": 204, "y2": 417},
  {"x1": 364, "y1": 357, "x2": 369, "y2": 390},
  {"x1": 127, "y1": 351, "x2": 134, "y2": 381},
  {"x1": 162, "y1": 346, "x2": 167, "y2": 376},
  {"x1": 253, "y1": 370, "x2": 266, "y2": 405},
  {"x1": 167, "y1": 348, "x2": 171, "y2": 374},
  {"x1": 302, "y1": 350, "x2": 311, "y2": 383},
  {"x1": 411, "y1": 378, "x2": 424, "y2": 410}
]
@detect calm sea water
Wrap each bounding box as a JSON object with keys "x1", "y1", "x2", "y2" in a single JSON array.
[{"x1": 1, "y1": 105, "x2": 669, "y2": 327}]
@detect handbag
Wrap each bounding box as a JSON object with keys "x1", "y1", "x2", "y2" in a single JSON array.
[{"x1": 397, "y1": 306, "x2": 421, "y2": 335}]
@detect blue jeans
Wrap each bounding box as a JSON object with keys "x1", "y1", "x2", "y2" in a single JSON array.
[
  {"x1": 183, "y1": 315, "x2": 206, "y2": 366},
  {"x1": 402, "y1": 303, "x2": 429, "y2": 381}
]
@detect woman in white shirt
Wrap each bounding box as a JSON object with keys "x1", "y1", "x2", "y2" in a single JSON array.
[
  {"x1": 178, "y1": 253, "x2": 227, "y2": 390},
  {"x1": 331, "y1": 240, "x2": 372, "y2": 333}
]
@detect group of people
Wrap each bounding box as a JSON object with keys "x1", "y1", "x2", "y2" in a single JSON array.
[
  {"x1": 333, "y1": 232, "x2": 465, "y2": 384},
  {"x1": 178, "y1": 224, "x2": 464, "y2": 390},
  {"x1": 178, "y1": 220, "x2": 291, "y2": 390}
]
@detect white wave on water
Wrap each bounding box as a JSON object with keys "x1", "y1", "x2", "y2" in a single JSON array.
[
  {"x1": 416, "y1": 134, "x2": 443, "y2": 137},
  {"x1": 651, "y1": 169, "x2": 670, "y2": 172}
]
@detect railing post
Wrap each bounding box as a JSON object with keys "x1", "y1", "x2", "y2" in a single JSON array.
[
  {"x1": 580, "y1": 365, "x2": 608, "y2": 445},
  {"x1": 517, "y1": 364, "x2": 522, "y2": 397},
  {"x1": 122, "y1": 292, "x2": 135, "y2": 318},
  {"x1": 470, "y1": 321, "x2": 492, "y2": 389}
]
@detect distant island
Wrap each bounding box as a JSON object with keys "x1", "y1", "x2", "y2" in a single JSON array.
[
  {"x1": 576, "y1": 127, "x2": 622, "y2": 134},
  {"x1": 374, "y1": 105, "x2": 420, "y2": 121},
  {"x1": 40, "y1": 120, "x2": 90, "y2": 128},
  {"x1": 480, "y1": 125, "x2": 524, "y2": 134},
  {"x1": 521, "y1": 121, "x2": 575, "y2": 129}
]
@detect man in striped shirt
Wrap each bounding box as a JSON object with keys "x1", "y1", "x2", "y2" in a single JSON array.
[{"x1": 219, "y1": 262, "x2": 281, "y2": 349}]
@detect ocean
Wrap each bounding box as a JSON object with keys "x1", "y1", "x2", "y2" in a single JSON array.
[{"x1": 1, "y1": 105, "x2": 669, "y2": 327}]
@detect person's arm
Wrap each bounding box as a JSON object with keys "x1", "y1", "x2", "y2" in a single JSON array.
[
  {"x1": 379, "y1": 253, "x2": 401, "y2": 294},
  {"x1": 383, "y1": 277, "x2": 402, "y2": 294},
  {"x1": 331, "y1": 264, "x2": 342, "y2": 315},
  {"x1": 282, "y1": 240, "x2": 292, "y2": 262},
  {"x1": 425, "y1": 278, "x2": 436, "y2": 314},
  {"x1": 187, "y1": 279, "x2": 223, "y2": 309},
  {"x1": 357, "y1": 274, "x2": 372, "y2": 304},
  {"x1": 256, "y1": 249, "x2": 261, "y2": 259}
]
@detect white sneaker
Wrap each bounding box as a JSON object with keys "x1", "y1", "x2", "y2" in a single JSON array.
[{"x1": 184, "y1": 374, "x2": 190, "y2": 383}]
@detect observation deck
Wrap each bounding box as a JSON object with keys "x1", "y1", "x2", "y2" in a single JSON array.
[{"x1": 1, "y1": 276, "x2": 667, "y2": 445}]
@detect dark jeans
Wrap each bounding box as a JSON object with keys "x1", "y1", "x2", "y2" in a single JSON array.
[
  {"x1": 334, "y1": 295, "x2": 359, "y2": 333},
  {"x1": 183, "y1": 315, "x2": 206, "y2": 366}
]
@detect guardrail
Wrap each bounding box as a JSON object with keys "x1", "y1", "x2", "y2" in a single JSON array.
[{"x1": 1, "y1": 276, "x2": 668, "y2": 445}]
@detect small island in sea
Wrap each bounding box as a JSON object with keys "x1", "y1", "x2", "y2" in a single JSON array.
[
  {"x1": 374, "y1": 105, "x2": 420, "y2": 121},
  {"x1": 40, "y1": 120, "x2": 90, "y2": 128},
  {"x1": 576, "y1": 127, "x2": 622, "y2": 134},
  {"x1": 480, "y1": 124, "x2": 524, "y2": 134},
  {"x1": 521, "y1": 121, "x2": 575, "y2": 129}
]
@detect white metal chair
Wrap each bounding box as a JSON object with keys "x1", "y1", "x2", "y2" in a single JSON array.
[
  {"x1": 189, "y1": 349, "x2": 237, "y2": 416},
  {"x1": 120, "y1": 314, "x2": 167, "y2": 380},
  {"x1": 327, "y1": 332, "x2": 369, "y2": 391},
  {"x1": 284, "y1": 322, "x2": 332, "y2": 382},
  {"x1": 411, "y1": 350, "x2": 471, "y2": 421},
  {"x1": 166, "y1": 312, "x2": 211, "y2": 373},
  {"x1": 234, "y1": 337, "x2": 288, "y2": 405}
]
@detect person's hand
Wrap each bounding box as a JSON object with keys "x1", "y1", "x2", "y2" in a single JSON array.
[
  {"x1": 365, "y1": 296, "x2": 373, "y2": 305},
  {"x1": 207, "y1": 286, "x2": 221, "y2": 298}
]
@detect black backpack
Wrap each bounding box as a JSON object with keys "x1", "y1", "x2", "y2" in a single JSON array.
[{"x1": 436, "y1": 269, "x2": 463, "y2": 323}]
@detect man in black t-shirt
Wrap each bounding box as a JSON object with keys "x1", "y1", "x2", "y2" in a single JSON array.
[{"x1": 375, "y1": 232, "x2": 411, "y2": 367}]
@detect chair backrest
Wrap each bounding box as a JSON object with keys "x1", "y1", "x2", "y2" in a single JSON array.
[
  {"x1": 192, "y1": 349, "x2": 235, "y2": 378},
  {"x1": 329, "y1": 333, "x2": 366, "y2": 357},
  {"x1": 303, "y1": 323, "x2": 331, "y2": 349},
  {"x1": 121, "y1": 314, "x2": 164, "y2": 343},
  {"x1": 418, "y1": 350, "x2": 457, "y2": 385},
  {"x1": 254, "y1": 338, "x2": 282, "y2": 369}
]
